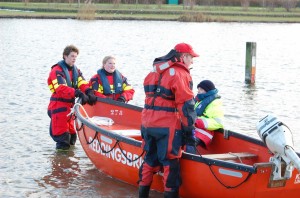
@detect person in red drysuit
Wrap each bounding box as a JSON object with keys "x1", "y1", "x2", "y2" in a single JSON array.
[
  {"x1": 138, "y1": 43, "x2": 199, "y2": 198},
  {"x1": 47, "y1": 45, "x2": 97, "y2": 150}
]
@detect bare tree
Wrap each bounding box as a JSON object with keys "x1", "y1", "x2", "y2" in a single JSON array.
[
  {"x1": 183, "y1": 0, "x2": 196, "y2": 10},
  {"x1": 259, "y1": 0, "x2": 266, "y2": 7},
  {"x1": 113, "y1": 0, "x2": 121, "y2": 8},
  {"x1": 156, "y1": 0, "x2": 163, "y2": 9},
  {"x1": 241, "y1": 0, "x2": 250, "y2": 11},
  {"x1": 281, "y1": 0, "x2": 297, "y2": 11},
  {"x1": 264, "y1": 0, "x2": 275, "y2": 11},
  {"x1": 68, "y1": 0, "x2": 74, "y2": 6},
  {"x1": 23, "y1": 0, "x2": 29, "y2": 6},
  {"x1": 85, "y1": 0, "x2": 92, "y2": 4}
]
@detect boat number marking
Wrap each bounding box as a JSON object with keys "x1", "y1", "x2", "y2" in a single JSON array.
[
  {"x1": 110, "y1": 109, "x2": 123, "y2": 116},
  {"x1": 295, "y1": 174, "x2": 300, "y2": 184}
]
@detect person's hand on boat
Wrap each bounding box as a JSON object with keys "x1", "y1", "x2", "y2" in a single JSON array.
[
  {"x1": 182, "y1": 125, "x2": 194, "y2": 136},
  {"x1": 117, "y1": 96, "x2": 126, "y2": 103},
  {"x1": 182, "y1": 125, "x2": 195, "y2": 145},
  {"x1": 75, "y1": 89, "x2": 89, "y2": 105},
  {"x1": 185, "y1": 135, "x2": 196, "y2": 146},
  {"x1": 85, "y1": 88, "x2": 97, "y2": 105}
]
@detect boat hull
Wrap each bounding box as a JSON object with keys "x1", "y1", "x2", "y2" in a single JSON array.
[{"x1": 74, "y1": 99, "x2": 300, "y2": 198}]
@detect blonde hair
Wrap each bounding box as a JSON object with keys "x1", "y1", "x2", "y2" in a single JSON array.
[{"x1": 102, "y1": 56, "x2": 116, "y2": 68}]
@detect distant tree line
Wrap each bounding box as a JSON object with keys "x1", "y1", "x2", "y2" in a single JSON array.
[{"x1": 3, "y1": 0, "x2": 299, "y2": 11}]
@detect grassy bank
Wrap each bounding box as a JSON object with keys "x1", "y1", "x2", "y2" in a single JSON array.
[{"x1": 1, "y1": 2, "x2": 300, "y2": 22}]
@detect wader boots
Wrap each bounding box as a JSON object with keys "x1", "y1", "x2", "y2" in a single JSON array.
[
  {"x1": 164, "y1": 191, "x2": 179, "y2": 198},
  {"x1": 139, "y1": 186, "x2": 150, "y2": 198}
]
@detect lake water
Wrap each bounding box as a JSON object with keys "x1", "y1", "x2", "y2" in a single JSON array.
[{"x1": 0, "y1": 19, "x2": 300, "y2": 197}]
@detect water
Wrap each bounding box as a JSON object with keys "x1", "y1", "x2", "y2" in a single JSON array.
[{"x1": 0, "y1": 19, "x2": 300, "y2": 197}]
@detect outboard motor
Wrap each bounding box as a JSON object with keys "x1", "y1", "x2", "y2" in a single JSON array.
[{"x1": 256, "y1": 115, "x2": 300, "y2": 180}]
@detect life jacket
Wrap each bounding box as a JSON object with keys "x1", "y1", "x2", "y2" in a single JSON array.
[
  {"x1": 194, "y1": 89, "x2": 223, "y2": 130},
  {"x1": 195, "y1": 89, "x2": 220, "y2": 116},
  {"x1": 142, "y1": 50, "x2": 195, "y2": 129},
  {"x1": 144, "y1": 49, "x2": 187, "y2": 107},
  {"x1": 97, "y1": 69, "x2": 123, "y2": 94},
  {"x1": 57, "y1": 60, "x2": 79, "y2": 89},
  {"x1": 145, "y1": 72, "x2": 176, "y2": 109}
]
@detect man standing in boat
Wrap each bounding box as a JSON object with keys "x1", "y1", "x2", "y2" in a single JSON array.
[
  {"x1": 47, "y1": 45, "x2": 97, "y2": 151},
  {"x1": 138, "y1": 43, "x2": 199, "y2": 198},
  {"x1": 89, "y1": 56, "x2": 135, "y2": 103}
]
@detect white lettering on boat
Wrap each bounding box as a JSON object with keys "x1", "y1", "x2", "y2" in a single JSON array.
[{"x1": 88, "y1": 136, "x2": 143, "y2": 169}]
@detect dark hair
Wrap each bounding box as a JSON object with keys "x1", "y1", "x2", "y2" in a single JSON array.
[{"x1": 63, "y1": 45, "x2": 79, "y2": 59}]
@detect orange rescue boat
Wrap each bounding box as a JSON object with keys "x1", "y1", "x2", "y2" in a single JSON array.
[{"x1": 73, "y1": 98, "x2": 300, "y2": 198}]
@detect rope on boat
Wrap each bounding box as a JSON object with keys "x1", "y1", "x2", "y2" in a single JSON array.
[
  {"x1": 117, "y1": 141, "x2": 145, "y2": 163},
  {"x1": 77, "y1": 119, "x2": 119, "y2": 153},
  {"x1": 73, "y1": 102, "x2": 144, "y2": 163},
  {"x1": 208, "y1": 165, "x2": 252, "y2": 189},
  {"x1": 228, "y1": 152, "x2": 243, "y2": 164},
  {"x1": 194, "y1": 138, "x2": 252, "y2": 188},
  {"x1": 83, "y1": 127, "x2": 98, "y2": 145}
]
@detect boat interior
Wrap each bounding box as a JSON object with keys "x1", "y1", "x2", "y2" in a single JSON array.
[{"x1": 90, "y1": 116, "x2": 263, "y2": 166}]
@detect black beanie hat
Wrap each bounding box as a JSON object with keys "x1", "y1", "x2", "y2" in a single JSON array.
[{"x1": 197, "y1": 80, "x2": 215, "y2": 92}]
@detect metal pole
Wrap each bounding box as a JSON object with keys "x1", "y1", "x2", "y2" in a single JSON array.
[{"x1": 245, "y1": 42, "x2": 256, "y2": 84}]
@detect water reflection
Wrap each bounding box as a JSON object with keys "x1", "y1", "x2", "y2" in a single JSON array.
[
  {"x1": 242, "y1": 84, "x2": 257, "y2": 101},
  {"x1": 42, "y1": 149, "x2": 80, "y2": 188}
]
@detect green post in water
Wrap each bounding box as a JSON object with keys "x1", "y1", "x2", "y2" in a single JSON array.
[{"x1": 245, "y1": 42, "x2": 256, "y2": 84}]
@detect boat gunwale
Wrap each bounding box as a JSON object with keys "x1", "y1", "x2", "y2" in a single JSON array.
[
  {"x1": 74, "y1": 99, "x2": 142, "y2": 147},
  {"x1": 182, "y1": 152, "x2": 257, "y2": 173}
]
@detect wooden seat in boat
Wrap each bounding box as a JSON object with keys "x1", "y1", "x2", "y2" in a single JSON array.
[{"x1": 202, "y1": 152, "x2": 258, "y2": 161}]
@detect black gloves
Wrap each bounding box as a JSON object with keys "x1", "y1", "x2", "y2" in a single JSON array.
[
  {"x1": 85, "y1": 89, "x2": 97, "y2": 105},
  {"x1": 75, "y1": 89, "x2": 89, "y2": 105},
  {"x1": 182, "y1": 125, "x2": 195, "y2": 146},
  {"x1": 75, "y1": 89, "x2": 97, "y2": 106},
  {"x1": 195, "y1": 138, "x2": 206, "y2": 149},
  {"x1": 117, "y1": 96, "x2": 126, "y2": 103},
  {"x1": 182, "y1": 125, "x2": 194, "y2": 137}
]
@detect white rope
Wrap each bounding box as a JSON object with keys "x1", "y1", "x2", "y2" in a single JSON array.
[
  {"x1": 228, "y1": 152, "x2": 243, "y2": 164},
  {"x1": 70, "y1": 103, "x2": 90, "y2": 119}
]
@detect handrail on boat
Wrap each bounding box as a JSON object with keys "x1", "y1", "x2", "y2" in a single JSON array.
[
  {"x1": 72, "y1": 101, "x2": 145, "y2": 163},
  {"x1": 73, "y1": 101, "x2": 142, "y2": 147}
]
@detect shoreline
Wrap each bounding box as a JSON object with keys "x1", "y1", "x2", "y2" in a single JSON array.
[
  {"x1": 1, "y1": 3, "x2": 300, "y2": 23},
  {"x1": 1, "y1": 15, "x2": 299, "y2": 23}
]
